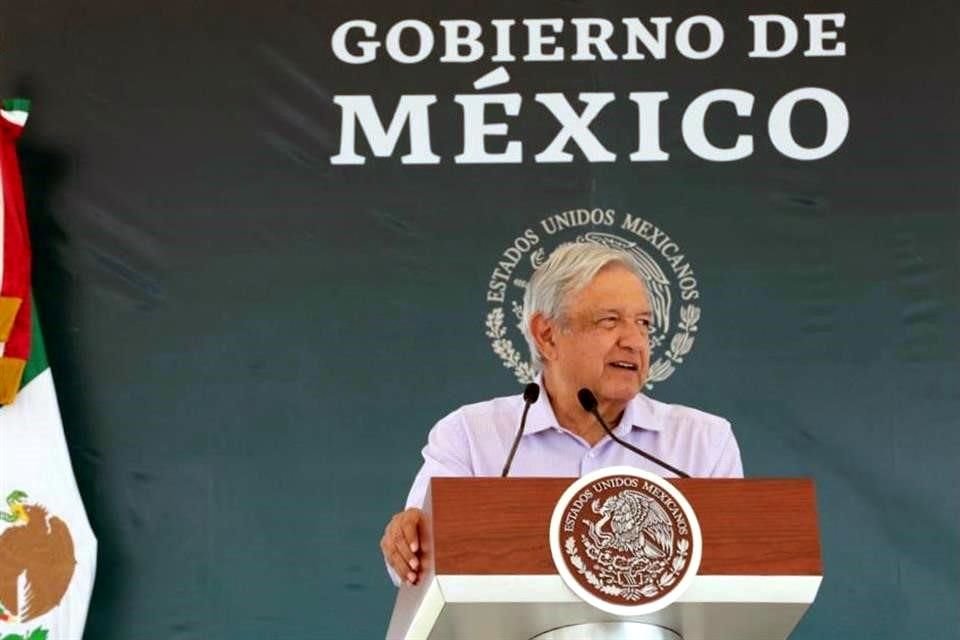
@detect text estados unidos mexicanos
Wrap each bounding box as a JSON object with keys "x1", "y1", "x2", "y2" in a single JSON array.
[
  {"x1": 329, "y1": 14, "x2": 850, "y2": 164},
  {"x1": 485, "y1": 211, "x2": 701, "y2": 304}
]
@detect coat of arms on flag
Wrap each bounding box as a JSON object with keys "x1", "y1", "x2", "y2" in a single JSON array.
[{"x1": 0, "y1": 99, "x2": 97, "y2": 640}]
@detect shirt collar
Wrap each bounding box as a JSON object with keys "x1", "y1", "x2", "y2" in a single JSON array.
[{"x1": 523, "y1": 374, "x2": 663, "y2": 435}]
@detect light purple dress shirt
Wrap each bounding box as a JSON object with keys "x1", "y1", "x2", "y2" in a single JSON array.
[{"x1": 403, "y1": 387, "x2": 743, "y2": 511}]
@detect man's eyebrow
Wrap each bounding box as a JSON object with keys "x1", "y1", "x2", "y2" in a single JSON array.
[{"x1": 593, "y1": 308, "x2": 651, "y2": 315}]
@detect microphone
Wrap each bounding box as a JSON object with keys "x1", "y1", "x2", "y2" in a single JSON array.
[
  {"x1": 577, "y1": 388, "x2": 690, "y2": 478},
  {"x1": 501, "y1": 383, "x2": 540, "y2": 477}
]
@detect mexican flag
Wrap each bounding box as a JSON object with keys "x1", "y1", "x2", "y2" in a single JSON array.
[{"x1": 0, "y1": 101, "x2": 97, "y2": 640}]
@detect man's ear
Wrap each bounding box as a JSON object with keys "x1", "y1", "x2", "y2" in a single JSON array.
[{"x1": 530, "y1": 313, "x2": 557, "y2": 364}]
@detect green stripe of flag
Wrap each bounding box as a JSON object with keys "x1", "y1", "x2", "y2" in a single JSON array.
[
  {"x1": 1, "y1": 98, "x2": 31, "y2": 113},
  {"x1": 21, "y1": 298, "x2": 49, "y2": 388}
]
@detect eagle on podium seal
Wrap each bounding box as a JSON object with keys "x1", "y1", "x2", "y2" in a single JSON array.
[{"x1": 549, "y1": 467, "x2": 703, "y2": 616}]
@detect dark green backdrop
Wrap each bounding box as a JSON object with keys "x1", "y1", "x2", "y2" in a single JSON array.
[{"x1": 1, "y1": 1, "x2": 957, "y2": 638}]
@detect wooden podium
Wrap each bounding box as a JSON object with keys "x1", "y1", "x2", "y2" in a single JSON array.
[{"x1": 387, "y1": 478, "x2": 822, "y2": 640}]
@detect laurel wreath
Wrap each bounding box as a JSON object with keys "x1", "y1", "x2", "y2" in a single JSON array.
[
  {"x1": 565, "y1": 536, "x2": 690, "y2": 601},
  {"x1": 485, "y1": 307, "x2": 536, "y2": 384},
  {"x1": 487, "y1": 303, "x2": 700, "y2": 389},
  {"x1": 566, "y1": 536, "x2": 624, "y2": 597},
  {"x1": 646, "y1": 305, "x2": 700, "y2": 387}
]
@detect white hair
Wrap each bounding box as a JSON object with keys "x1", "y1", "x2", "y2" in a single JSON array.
[{"x1": 521, "y1": 242, "x2": 648, "y2": 372}]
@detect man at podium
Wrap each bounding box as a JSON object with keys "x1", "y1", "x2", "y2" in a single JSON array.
[{"x1": 381, "y1": 242, "x2": 743, "y2": 586}]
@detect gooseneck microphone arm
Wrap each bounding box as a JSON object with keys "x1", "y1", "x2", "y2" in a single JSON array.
[
  {"x1": 577, "y1": 388, "x2": 690, "y2": 478},
  {"x1": 501, "y1": 383, "x2": 540, "y2": 477}
]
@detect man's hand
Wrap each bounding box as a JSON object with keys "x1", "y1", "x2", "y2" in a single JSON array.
[{"x1": 381, "y1": 507, "x2": 424, "y2": 585}]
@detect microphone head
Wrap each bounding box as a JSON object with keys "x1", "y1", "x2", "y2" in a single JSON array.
[
  {"x1": 523, "y1": 382, "x2": 540, "y2": 404},
  {"x1": 577, "y1": 388, "x2": 598, "y2": 412}
]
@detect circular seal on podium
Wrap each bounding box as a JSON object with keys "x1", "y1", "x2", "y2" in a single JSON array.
[{"x1": 549, "y1": 466, "x2": 703, "y2": 616}]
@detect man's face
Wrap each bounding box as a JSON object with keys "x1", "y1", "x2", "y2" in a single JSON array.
[{"x1": 548, "y1": 264, "x2": 652, "y2": 405}]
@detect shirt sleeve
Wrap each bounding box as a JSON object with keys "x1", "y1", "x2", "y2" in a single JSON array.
[
  {"x1": 710, "y1": 422, "x2": 744, "y2": 478},
  {"x1": 386, "y1": 410, "x2": 476, "y2": 586},
  {"x1": 404, "y1": 409, "x2": 475, "y2": 510}
]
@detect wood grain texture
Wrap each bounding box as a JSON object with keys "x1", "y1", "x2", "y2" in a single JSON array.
[{"x1": 430, "y1": 478, "x2": 822, "y2": 576}]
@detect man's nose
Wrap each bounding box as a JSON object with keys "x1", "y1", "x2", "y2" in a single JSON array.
[{"x1": 618, "y1": 322, "x2": 649, "y2": 351}]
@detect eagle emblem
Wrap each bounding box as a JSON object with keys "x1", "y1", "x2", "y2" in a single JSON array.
[
  {"x1": 550, "y1": 468, "x2": 702, "y2": 615},
  {"x1": 485, "y1": 212, "x2": 703, "y2": 389},
  {"x1": 587, "y1": 490, "x2": 675, "y2": 564},
  {"x1": 0, "y1": 490, "x2": 76, "y2": 626}
]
